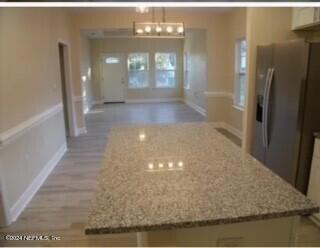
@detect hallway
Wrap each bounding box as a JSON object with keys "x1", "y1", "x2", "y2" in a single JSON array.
[
  {"x1": 0, "y1": 102, "x2": 204, "y2": 246},
  {"x1": 0, "y1": 103, "x2": 319, "y2": 247}
]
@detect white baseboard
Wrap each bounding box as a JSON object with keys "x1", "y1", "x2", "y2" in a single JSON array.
[
  {"x1": 92, "y1": 98, "x2": 183, "y2": 105},
  {"x1": 184, "y1": 100, "x2": 206, "y2": 116},
  {"x1": 76, "y1": 127, "x2": 87, "y2": 136},
  {"x1": 92, "y1": 100, "x2": 103, "y2": 105},
  {"x1": 309, "y1": 215, "x2": 320, "y2": 227},
  {"x1": 84, "y1": 103, "x2": 94, "y2": 115},
  {"x1": 9, "y1": 142, "x2": 67, "y2": 224},
  {"x1": 84, "y1": 106, "x2": 90, "y2": 115},
  {"x1": 126, "y1": 98, "x2": 183, "y2": 104},
  {"x1": 212, "y1": 122, "x2": 242, "y2": 140}
]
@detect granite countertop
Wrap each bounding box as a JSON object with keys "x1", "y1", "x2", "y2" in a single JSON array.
[{"x1": 86, "y1": 122, "x2": 319, "y2": 235}]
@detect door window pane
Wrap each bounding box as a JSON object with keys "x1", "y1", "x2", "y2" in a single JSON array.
[{"x1": 105, "y1": 57, "x2": 120, "y2": 64}]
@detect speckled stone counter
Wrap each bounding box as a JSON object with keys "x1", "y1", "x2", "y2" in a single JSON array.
[{"x1": 86, "y1": 122, "x2": 319, "y2": 235}]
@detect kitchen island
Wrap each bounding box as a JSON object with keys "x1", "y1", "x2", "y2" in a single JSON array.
[{"x1": 85, "y1": 122, "x2": 319, "y2": 246}]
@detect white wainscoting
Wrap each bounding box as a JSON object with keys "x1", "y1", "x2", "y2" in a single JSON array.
[
  {"x1": 0, "y1": 104, "x2": 70, "y2": 224},
  {"x1": 184, "y1": 100, "x2": 207, "y2": 116},
  {"x1": 9, "y1": 143, "x2": 67, "y2": 224},
  {"x1": 76, "y1": 127, "x2": 87, "y2": 135},
  {"x1": 92, "y1": 98, "x2": 183, "y2": 105},
  {"x1": 204, "y1": 91, "x2": 242, "y2": 140},
  {"x1": 0, "y1": 104, "x2": 63, "y2": 147}
]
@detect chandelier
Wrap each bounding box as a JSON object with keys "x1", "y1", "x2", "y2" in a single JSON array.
[
  {"x1": 136, "y1": 6, "x2": 149, "y2": 14},
  {"x1": 133, "y1": 7, "x2": 184, "y2": 38}
]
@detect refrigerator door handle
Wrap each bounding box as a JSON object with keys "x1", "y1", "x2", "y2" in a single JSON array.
[
  {"x1": 262, "y1": 68, "x2": 271, "y2": 149},
  {"x1": 264, "y1": 68, "x2": 275, "y2": 148}
]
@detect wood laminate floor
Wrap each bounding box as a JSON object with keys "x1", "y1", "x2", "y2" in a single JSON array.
[{"x1": 0, "y1": 103, "x2": 319, "y2": 247}]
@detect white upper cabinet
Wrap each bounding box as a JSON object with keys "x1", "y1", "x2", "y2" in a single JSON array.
[{"x1": 292, "y1": 8, "x2": 320, "y2": 30}]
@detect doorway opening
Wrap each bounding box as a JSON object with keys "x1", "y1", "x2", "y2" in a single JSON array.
[{"x1": 58, "y1": 42, "x2": 76, "y2": 137}]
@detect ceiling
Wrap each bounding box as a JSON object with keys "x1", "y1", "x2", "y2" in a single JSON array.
[{"x1": 70, "y1": 7, "x2": 233, "y2": 14}]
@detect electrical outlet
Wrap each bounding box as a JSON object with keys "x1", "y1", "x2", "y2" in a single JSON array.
[{"x1": 217, "y1": 237, "x2": 244, "y2": 247}]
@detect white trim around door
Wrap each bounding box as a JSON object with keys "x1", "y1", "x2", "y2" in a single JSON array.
[{"x1": 58, "y1": 39, "x2": 78, "y2": 137}]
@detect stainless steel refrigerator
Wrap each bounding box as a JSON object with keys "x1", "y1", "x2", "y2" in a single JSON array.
[{"x1": 252, "y1": 39, "x2": 320, "y2": 194}]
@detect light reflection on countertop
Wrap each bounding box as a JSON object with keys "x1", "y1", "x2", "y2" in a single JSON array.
[
  {"x1": 146, "y1": 159, "x2": 184, "y2": 172},
  {"x1": 86, "y1": 122, "x2": 319, "y2": 235}
]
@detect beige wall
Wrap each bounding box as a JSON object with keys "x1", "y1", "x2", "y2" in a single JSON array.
[
  {"x1": 243, "y1": 7, "x2": 298, "y2": 152},
  {"x1": 225, "y1": 8, "x2": 247, "y2": 93},
  {"x1": 90, "y1": 37, "x2": 183, "y2": 102},
  {"x1": 0, "y1": 8, "x2": 73, "y2": 224},
  {"x1": 0, "y1": 8, "x2": 71, "y2": 131},
  {"x1": 183, "y1": 29, "x2": 207, "y2": 110},
  {"x1": 69, "y1": 8, "x2": 230, "y2": 104},
  {"x1": 3, "y1": 7, "x2": 293, "y2": 225},
  {"x1": 0, "y1": 7, "x2": 241, "y2": 226},
  {"x1": 206, "y1": 8, "x2": 246, "y2": 135}
]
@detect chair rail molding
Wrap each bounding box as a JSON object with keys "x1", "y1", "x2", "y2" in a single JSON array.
[
  {"x1": 0, "y1": 103, "x2": 63, "y2": 148},
  {"x1": 184, "y1": 100, "x2": 207, "y2": 116},
  {"x1": 204, "y1": 91, "x2": 234, "y2": 100}
]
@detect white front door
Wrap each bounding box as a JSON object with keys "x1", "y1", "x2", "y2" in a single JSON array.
[{"x1": 101, "y1": 54, "x2": 126, "y2": 103}]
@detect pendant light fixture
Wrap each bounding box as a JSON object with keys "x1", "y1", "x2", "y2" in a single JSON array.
[{"x1": 133, "y1": 7, "x2": 184, "y2": 38}]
